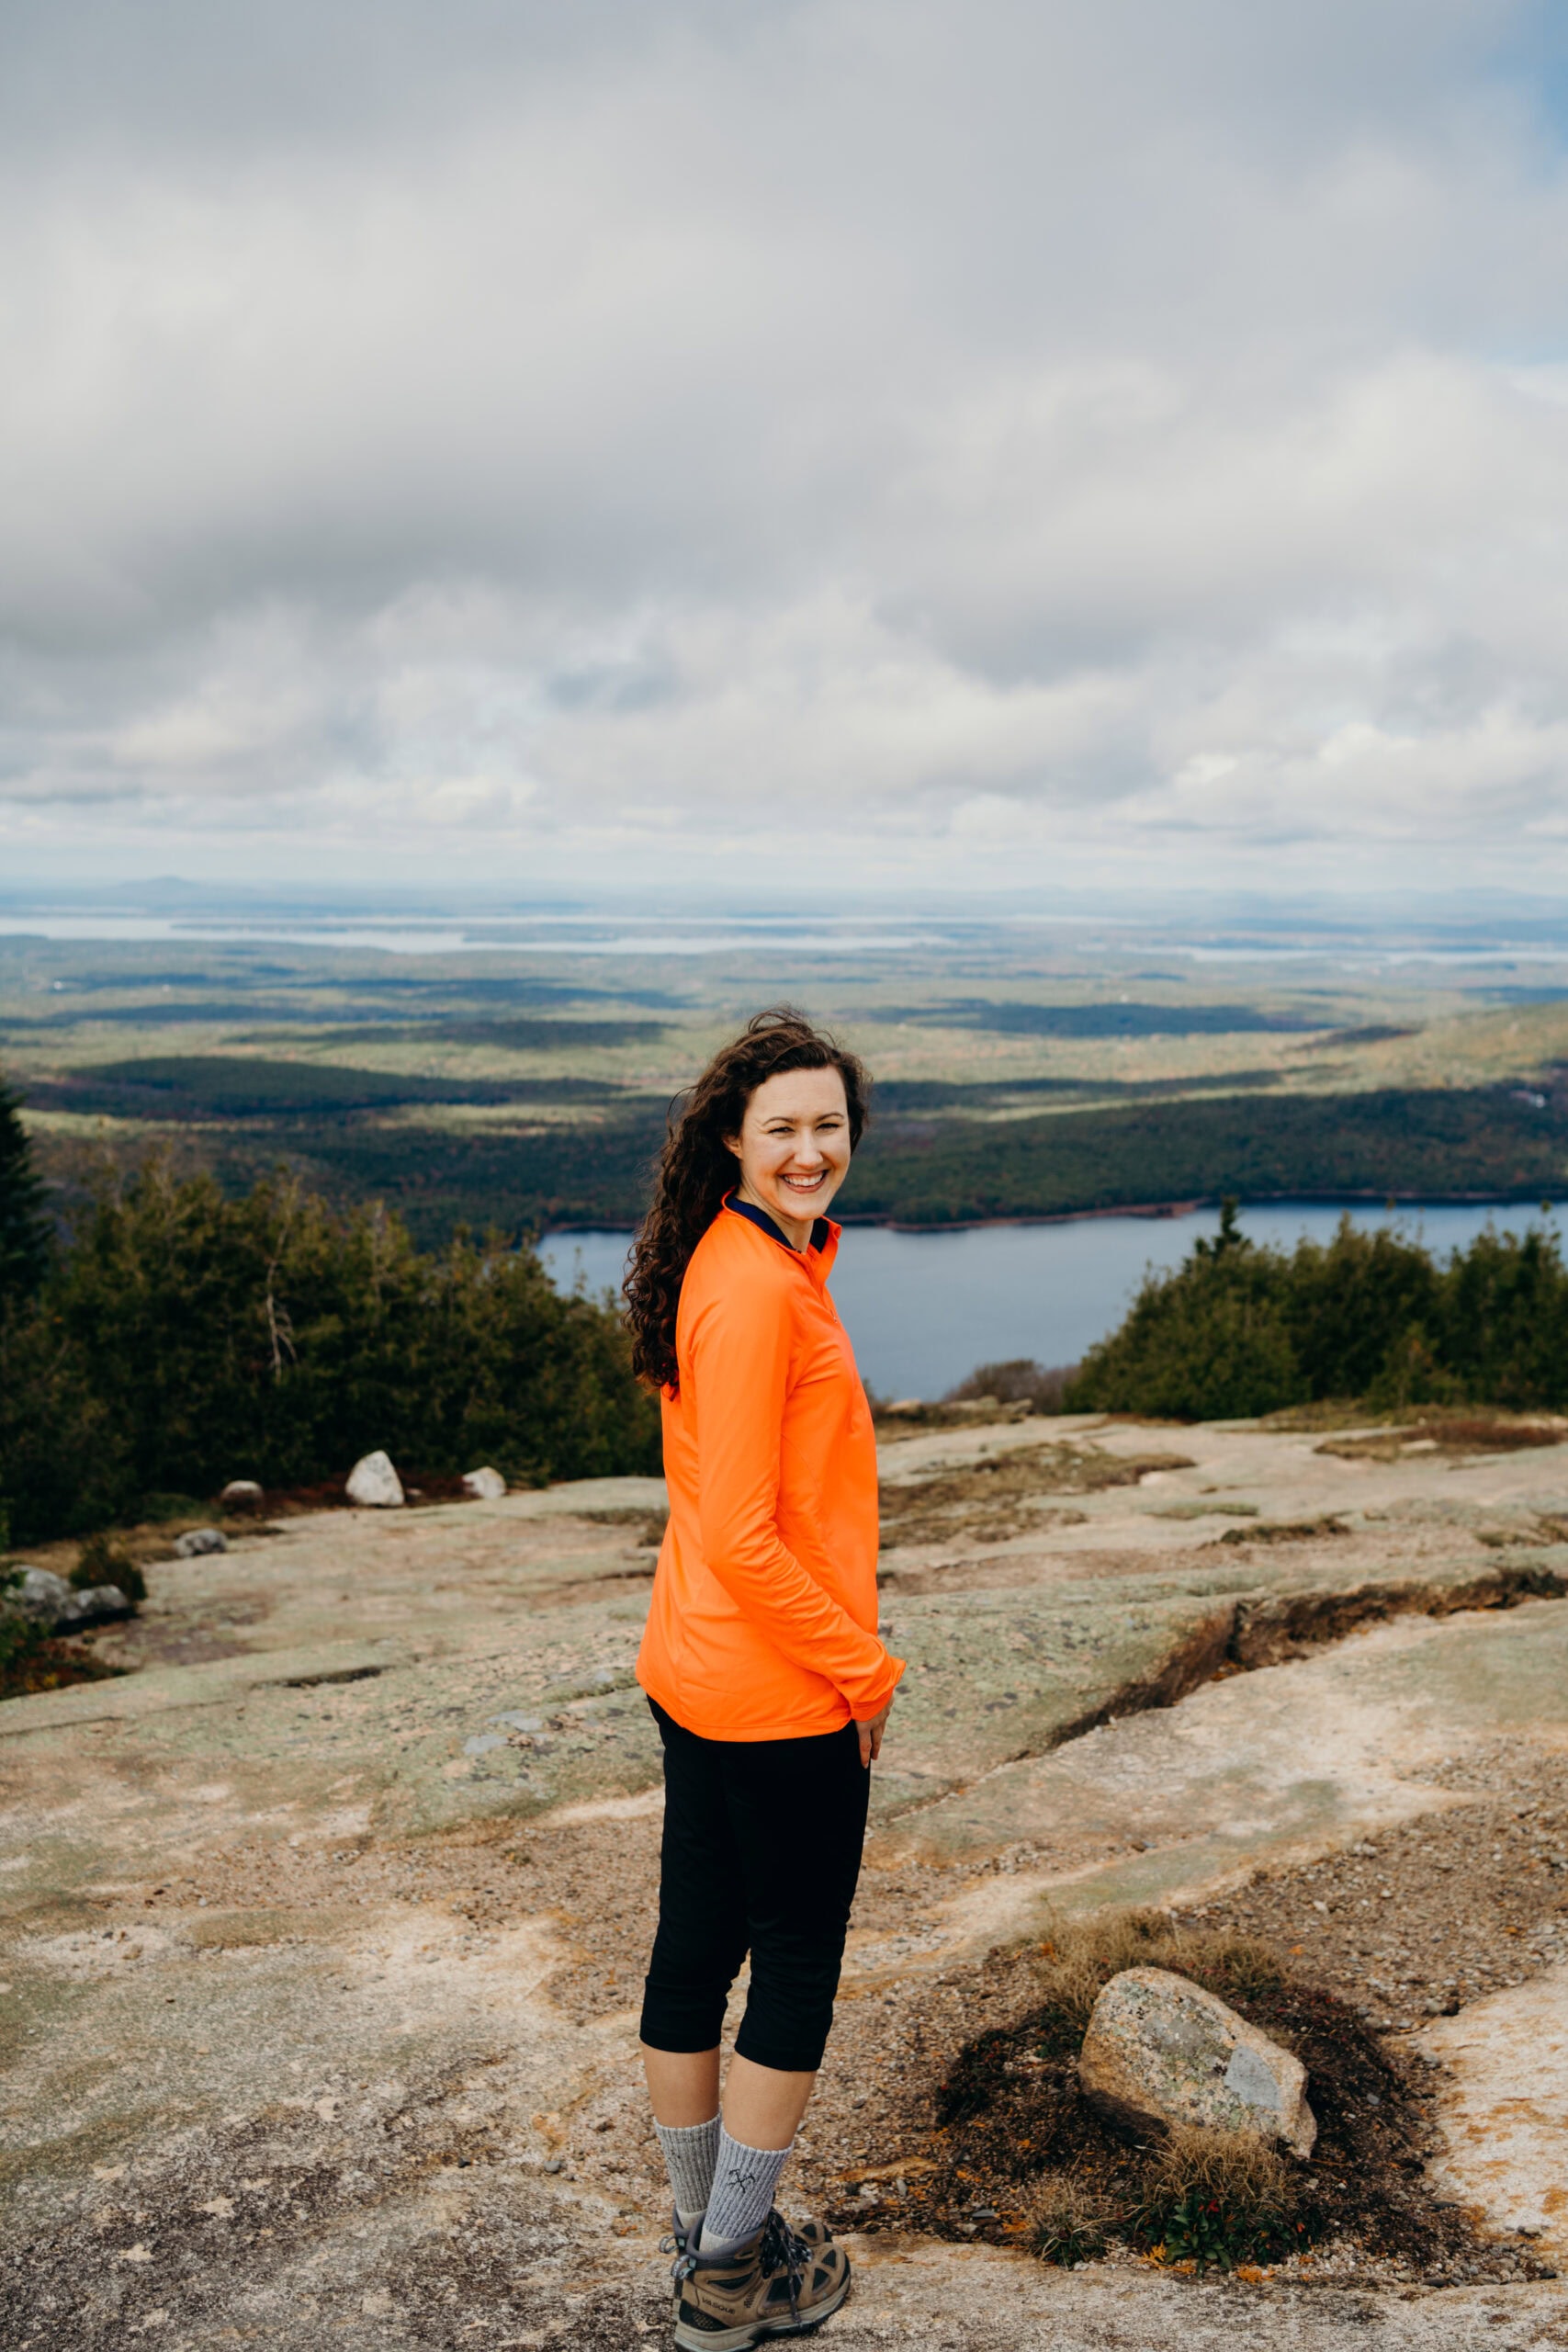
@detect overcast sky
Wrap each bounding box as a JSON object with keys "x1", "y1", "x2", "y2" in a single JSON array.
[{"x1": 4, "y1": 0, "x2": 1568, "y2": 900}]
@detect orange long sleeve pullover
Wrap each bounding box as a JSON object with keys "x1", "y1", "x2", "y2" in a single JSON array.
[{"x1": 636, "y1": 1198, "x2": 905, "y2": 1741}]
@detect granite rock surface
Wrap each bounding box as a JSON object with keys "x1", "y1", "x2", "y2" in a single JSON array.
[{"x1": 4, "y1": 1415, "x2": 1567, "y2": 2346}]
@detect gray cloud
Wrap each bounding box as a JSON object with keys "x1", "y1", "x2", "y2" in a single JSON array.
[{"x1": 3, "y1": 0, "x2": 1568, "y2": 891}]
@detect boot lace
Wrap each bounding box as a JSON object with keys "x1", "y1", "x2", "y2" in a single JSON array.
[
  {"x1": 757, "y1": 2210, "x2": 810, "y2": 2319},
  {"x1": 670, "y1": 2211, "x2": 813, "y2": 2309}
]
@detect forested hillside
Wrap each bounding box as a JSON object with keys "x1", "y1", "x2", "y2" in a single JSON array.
[
  {"x1": 202, "y1": 1082, "x2": 1568, "y2": 1240},
  {"x1": 0, "y1": 1089, "x2": 658, "y2": 1544},
  {"x1": 26, "y1": 1068, "x2": 1566, "y2": 1243}
]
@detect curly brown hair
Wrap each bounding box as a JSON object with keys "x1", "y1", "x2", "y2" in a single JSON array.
[{"x1": 623, "y1": 1006, "x2": 871, "y2": 1392}]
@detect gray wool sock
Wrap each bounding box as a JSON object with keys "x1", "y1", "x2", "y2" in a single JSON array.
[
  {"x1": 653, "y1": 2113, "x2": 720, "y2": 2232},
  {"x1": 696, "y1": 2126, "x2": 793, "y2": 2259}
]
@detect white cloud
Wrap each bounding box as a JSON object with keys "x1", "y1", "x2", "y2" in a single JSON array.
[{"x1": 2, "y1": 0, "x2": 1568, "y2": 892}]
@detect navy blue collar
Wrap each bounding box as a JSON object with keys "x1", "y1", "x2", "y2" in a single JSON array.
[{"x1": 724, "y1": 1193, "x2": 830, "y2": 1256}]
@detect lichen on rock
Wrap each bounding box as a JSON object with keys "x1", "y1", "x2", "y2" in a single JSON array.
[{"x1": 1077, "y1": 1963, "x2": 1317, "y2": 2156}]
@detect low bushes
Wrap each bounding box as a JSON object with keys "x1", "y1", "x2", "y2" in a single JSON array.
[
  {"x1": 72, "y1": 1532, "x2": 147, "y2": 1604},
  {"x1": 1066, "y1": 1202, "x2": 1568, "y2": 1420},
  {"x1": 945, "y1": 1358, "x2": 1077, "y2": 1411}
]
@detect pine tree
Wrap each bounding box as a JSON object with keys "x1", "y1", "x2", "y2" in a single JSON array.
[{"x1": 0, "y1": 1076, "x2": 51, "y2": 1306}]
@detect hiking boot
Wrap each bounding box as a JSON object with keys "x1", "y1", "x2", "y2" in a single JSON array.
[
  {"x1": 672, "y1": 2211, "x2": 851, "y2": 2348},
  {"x1": 664, "y1": 2211, "x2": 834, "y2": 2264}
]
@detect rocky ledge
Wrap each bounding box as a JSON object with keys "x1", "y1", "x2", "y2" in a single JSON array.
[{"x1": 2, "y1": 1418, "x2": 1565, "y2": 2347}]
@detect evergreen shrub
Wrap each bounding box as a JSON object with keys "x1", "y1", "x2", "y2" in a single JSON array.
[
  {"x1": 0, "y1": 1159, "x2": 660, "y2": 1545},
  {"x1": 1066, "y1": 1201, "x2": 1568, "y2": 1419}
]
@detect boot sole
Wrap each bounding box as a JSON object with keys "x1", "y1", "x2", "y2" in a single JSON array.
[{"x1": 672, "y1": 2256, "x2": 852, "y2": 2351}]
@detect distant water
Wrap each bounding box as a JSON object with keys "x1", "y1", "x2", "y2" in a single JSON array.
[
  {"x1": 6, "y1": 906, "x2": 1568, "y2": 967},
  {"x1": 0, "y1": 912, "x2": 929, "y2": 956},
  {"x1": 540, "y1": 1200, "x2": 1568, "y2": 1401}
]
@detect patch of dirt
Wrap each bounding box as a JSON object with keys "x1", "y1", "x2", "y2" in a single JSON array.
[
  {"x1": 1225, "y1": 1562, "x2": 1568, "y2": 1667},
  {"x1": 880, "y1": 1444, "x2": 1195, "y2": 1550},
  {"x1": 1209, "y1": 1517, "x2": 1351, "y2": 1547},
  {"x1": 1258, "y1": 1401, "x2": 1392, "y2": 1432},
  {"x1": 1316, "y1": 1419, "x2": 1568, "y2": 1464},
  {"x1": 512, "y1": 1813, "x2": 666, "y2": 2021},
  {"x1": 580, "y1": 1508, "x2": 669, "y2": 1549},
  {"x1": 1479, "y1": 1513, "x2": 1568, "y2": 1548},
  {"x1": 1183, "y1": 1740, "x2": 1568, "y2": 2033},
  {"x1": 106, "y1": 1804, "x2": 671, "y2": 2029},
  {"x1": 1145, "y1": 1500, "x2": 1259, "y2": 1521}
]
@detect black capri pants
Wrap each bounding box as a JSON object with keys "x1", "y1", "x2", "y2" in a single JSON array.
[{"x1": 638, "y1": 1698, "x2": 871, "y2": 2075}]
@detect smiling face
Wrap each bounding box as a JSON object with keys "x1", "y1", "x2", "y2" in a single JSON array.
[{"x1": 726, "y1": 1065, "x2": 852, "y2": 1248}]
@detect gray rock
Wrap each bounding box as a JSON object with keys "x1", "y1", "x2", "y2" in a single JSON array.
[
  {"x1": 5, "y1": 1567, "x2": 133, "y2": 1632},
  {"x1": 173, "y1": 1527, "x2": 228, "y2": 1559},
  {"x1": 58, "y1": 1584, "x2": 135, "y2": 1630},
  {"x1": 220, "y1": 1479, "x2": 265, "y2": 1510},
  {"x1": 461, "y1": 1466, "x2": 506, "y2": 1501},
  {"x1": 345, "y1": 1451, "x2": 405, "y2": 1508},
  {"x1": 7, "y1": 1567, "x2": 74, "y2": 1625},
  {"x1": 1077, "y1": 1965, "x2": 1316, "y2": 2156}
]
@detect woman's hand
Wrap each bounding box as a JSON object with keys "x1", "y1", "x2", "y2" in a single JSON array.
[{"x1": 855, "y1": 1694, "x2": 894, "y2": 1769}]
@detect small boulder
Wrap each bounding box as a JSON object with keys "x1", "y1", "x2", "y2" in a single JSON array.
[
  {"x1": 1078, "y1": 1965, "x2": 1316, "y2": 2157},
  {"x1": 220, "y1": 1479, "x2": 265, "y2": 1511},
  {"x1": 173, "y1": 1527, "x2": 228, "y2": 1559},
  {"x1": 461, "y1": 1466, "x2": 506, "y2": 1501},
  {"x1": 8, "y1": 1566, "x2": 74, "y2": 1625},
  {"x1": 58, "y1": 1583, "x2": 135, "y2": 1630},
  {"x1": 345, "y1": 1451, "x2": 405, "y2": 1508},
  {"x1": 6, "y1": 1567, "x2": 132, "y2": 1632}
]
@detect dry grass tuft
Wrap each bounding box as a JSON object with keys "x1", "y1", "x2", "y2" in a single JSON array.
[
  {"x1": 1316, "y1": 1414, "x2": 1568, "y2": 1464},
  {"x1": 1134, "y1": 2125, "x2": 1301, "y2": 2269},
  {"x1": 1143, "y1": 2123, "x2": 1293, "y2": 2219},
  {"x1": 1025, "y1": 1909, "x2": 1286, "y2": 2030},
  {"x1": 879, "y1": 1442, "x2": 1195, "y2": 1548},
  {"x1": 73, "y1": 1531, "x2": 147, "y2": 1602},
  {"x1": 1209, "y1": 1514, "x2": 1351, "y2": 1545},
  {"x1": 1024, "y1": 2173, "x2": 1116, "y2": 2265},
  {"x1": 580, "y1": 1507, "x2": 669, "y2": 1548}
]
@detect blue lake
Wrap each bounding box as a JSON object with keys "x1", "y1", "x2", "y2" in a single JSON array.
[{"x1": 540, "y1": 1200, "x2": 1568, "y2": 1401}]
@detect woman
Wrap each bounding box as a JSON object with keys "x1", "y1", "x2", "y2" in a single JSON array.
[{"x1": 624, "y1": 1007, "x2": 902, "y2": 2350}]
